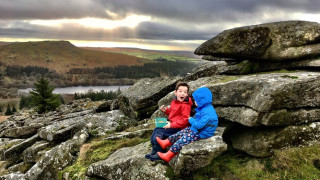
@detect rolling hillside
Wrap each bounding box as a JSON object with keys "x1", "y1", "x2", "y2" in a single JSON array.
[
  {"x1": 0, "y1": 41, "x2": 198, "y2": 89},
  {"x1": 83, "y1": 47, "x2": 202, "y2": 62},
  {"x1": 0, "y1": 41, "x2": 152, "y2": 74}
]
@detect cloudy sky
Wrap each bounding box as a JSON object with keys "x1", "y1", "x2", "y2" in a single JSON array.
[{"x1": 1, "y1": 0, "x2": 320, "y2": 50}]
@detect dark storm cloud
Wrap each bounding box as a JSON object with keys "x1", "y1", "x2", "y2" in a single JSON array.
[
  {"x1": 1, "y1": 0, "x2": 319, "y2": 22},
  {"x1": 95, "y1": 0, "x2": 320, "y2": 23},
  {"x1": 1, "y1": 0, "x2": 320, "y2": 49},
  {"x1": 0, "y1": 24, "x2": 116, "y2": 41},
  {"x1": 0, "y1": 0, "x2": 109, "y2": 19}
]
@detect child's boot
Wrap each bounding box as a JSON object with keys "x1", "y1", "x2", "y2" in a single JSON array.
[
  {"x1": 156, "y1": 137, "x2": 172, "y2": 149},
  {"x1": 157, "y1": 150, "x2": 176, "y2": 162},
  {"x1": 145, "y1": 145, "x2": 157, "y2": 159}
]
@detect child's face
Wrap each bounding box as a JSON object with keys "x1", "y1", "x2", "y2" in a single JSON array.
[{"x1": 174, "y1": 86, "x2": 188, "y2": 102}]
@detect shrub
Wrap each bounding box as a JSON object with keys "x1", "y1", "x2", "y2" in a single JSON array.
[
  {"x1": 30, "y1": 77, "x2": 61, "y2": 114},
  {"x1": 5, "y1": 104, "x2": 12, "y2": 115},
  {"x1": 19, "y1": 95, "x2": 33, "y2": 109}
]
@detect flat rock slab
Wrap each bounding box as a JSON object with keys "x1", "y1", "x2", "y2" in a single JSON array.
[
  {"x1": 195, "y1": 21, "x2": 320, "y2": 61},
  {"x1": 87, "y1": 142, "x2": 168, "y2": 180},
  {"x1": 231, "y1": 122, "x2": 320, "y2": 157},
  {"x1": 118, "y1": 77, "x2": 181, "y2": 119},
  {"x1": 207, "y1": 72, "x2": 320, "y2": 127},
  {"x1": 0, "y1": 173, "x2": 26, "y2": 180},
  {"x1": 170, "y1": 127, "x2": 227, "y2": 176},
  {"x1": 38, "y1": 117, "x2": 86, "y2": 141},
  {"x1": 3, "y1": 134, "x2": 39, "y2": 161},
  {"x1": 183, "y1": 61, "x2": 228, "y2": 80}
]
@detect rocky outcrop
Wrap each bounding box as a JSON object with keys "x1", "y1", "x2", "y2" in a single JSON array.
[
  {"x1": 86, "y1": 110, "x2": 129, "y2": 136},
  {"x1": 194, "y1": 21, "x2": 320, "y2": 75},
  {"x1": 87, "y1": 127, "x2": 227, "y2": 178},
  {"x1": 0, "y1": 99, "x2": 135, "y2": 179},
  {"x1": 0, "y1": 100, "x2": 94, "y2": 139},
  {"x1": 38, "y1": 117, "x2": 87, "y2": 141},
  {"x1": 0, "y1": 125, "x2": 41, "y2": 139},
  {"x1": 231, "y1": 122, "x2": 320, "y2": 157},
  {"x1": 25, "y1": 128, "x2": 89, "y2": 179},
  {"x1": 150, "y1": 70, "x2": 320, "y2": 159},
  {"x1": 182, "y1": 71, "x2": 320, "y2": 157},
  {"x1": 3, "y1": 135, "x2": 39, "y2": 162},
  {"x1": 183, "y1": 61, "x2": 229, "y2": 80},
  {"x1": 208, "y1": 72, "x2": 320, "y2": 127},
  {"x1": 195, "y1": 21, "x2": 320, "y2": 61},
  {"x1": 118, "y1": 77, "x2": 181, "y2": 119},
  {"x1": 189, "y1": 20, "x2": 320, "y2": 158}
]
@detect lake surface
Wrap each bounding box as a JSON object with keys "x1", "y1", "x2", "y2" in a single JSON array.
[{"x1": 18, "y1": 85, "x2": 131, "y2": 94}]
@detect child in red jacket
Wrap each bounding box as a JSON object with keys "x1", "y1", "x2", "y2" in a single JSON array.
[
  {"x1": 156, "y1": 87, "x2": 218, "y2": 162},
  {"x1": 145, "y1": 81, "x2": 193, "y2": 161}
]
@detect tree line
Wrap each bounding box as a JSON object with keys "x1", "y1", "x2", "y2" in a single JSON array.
[
  {"x1": 69, "y1": 59, "x2": 195, "y2": 79},
  {"x1": 0, "y1": 104, "x2": 17, "y2": 115},
  {"x1": 5, "y1": 65, "x2": 54, "y2": 77},
  {"x1": 4, "y1": 60, "x2": 195, "y2": 79},
  {"x1": 74, "y1": 88, "x2": 121, "y2": 101}
]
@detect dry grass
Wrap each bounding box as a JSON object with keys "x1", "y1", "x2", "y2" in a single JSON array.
[
  {"x1": 79, "y1": 144, "x2": 92, "y2": 160},
  {"x1": 0, "y1": 116, "x2": 9, "y2": 123},
  {"x1": 0, "y1": 98, "x2": 20, "y2": 113},
  {"x1": 0, "y1": 161, "x2": 9, "y2": 176}
]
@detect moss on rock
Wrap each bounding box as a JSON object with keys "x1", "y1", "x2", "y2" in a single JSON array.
[{"x1": 58, "y1": 137, "x2": 148, "y2": 180}]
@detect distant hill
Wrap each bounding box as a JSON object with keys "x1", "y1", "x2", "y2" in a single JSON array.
[
  {"x1": 0, "y1": 42, "x2": 12, "y2": 46},
  {"x1": 0, "y1": 41, "x2": 152, "y2": 74},
  {"x1": 83, "y1": 47, "x2": 202, "y2": 62}
]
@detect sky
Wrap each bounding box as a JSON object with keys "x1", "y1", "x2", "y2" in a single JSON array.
[{"x1": 1, "y1": 0, "x2": 320, "y2": 51}]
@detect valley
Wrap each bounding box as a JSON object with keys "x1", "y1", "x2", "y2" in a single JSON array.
[{"x1": 0, "y1": 40, "x2": 200, "y2": 114}]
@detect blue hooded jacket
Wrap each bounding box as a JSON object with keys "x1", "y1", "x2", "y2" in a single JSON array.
[{"x1": 189, "y1": 87, "x2": 218, "y2": 138}]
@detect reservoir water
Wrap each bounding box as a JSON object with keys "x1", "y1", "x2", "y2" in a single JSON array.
[{"x1": 18, "y1": 85, "x2": 131, "y2": 94}]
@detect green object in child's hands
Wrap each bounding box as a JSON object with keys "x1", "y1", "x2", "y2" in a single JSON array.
[{"x1": 155, "y1": 118, "x2": 168, "y2": 128}]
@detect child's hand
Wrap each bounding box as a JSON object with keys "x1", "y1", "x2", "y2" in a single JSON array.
[
  {"x1": 160, "y1": 105, "x2": 166, "y2": 113},
  {"x1": 163, "y1": 122, "x2": 171, "y2": 129}
]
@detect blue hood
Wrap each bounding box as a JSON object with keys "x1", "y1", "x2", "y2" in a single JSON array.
[{"x1": 192, "y1": 87, "x2": 212, "y2": 108}]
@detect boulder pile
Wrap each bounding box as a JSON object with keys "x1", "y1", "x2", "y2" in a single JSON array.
[
  {"x1": 194, "y1": 20, "x2": 320, "y2": 74},
  {"x1": 0, "y1": 99, "x2": 133, "y2": 179}
]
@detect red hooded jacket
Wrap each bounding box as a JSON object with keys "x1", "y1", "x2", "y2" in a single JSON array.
[{"x1": 165, "y1": 96, "x2": 193, "y2": 129}]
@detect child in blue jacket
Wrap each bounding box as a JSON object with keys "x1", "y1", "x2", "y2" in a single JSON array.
[{"x1": 156, "y1": 87, "x2": 218, "y2": 162}]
